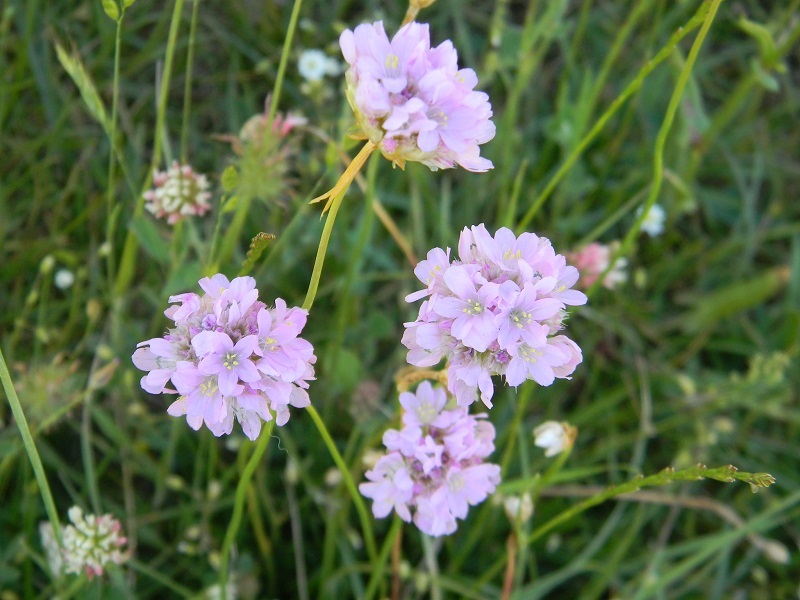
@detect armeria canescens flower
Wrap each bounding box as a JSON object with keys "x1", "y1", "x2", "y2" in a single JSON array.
[
  {"x1": 359, "y1": 381, "x2": 501, "y2": 536},
  {"x1": 566, "y1": 242, "x2": 627, "y2": 290},
  {"x1": 339, "y1": 21, "x2": 494, "y2": 171},
  {"x1": 143, "y1": 161, "x2": 212, "y2": 224},
  {"x1": 402, "y1": 225, "x2": 586, "y2": 408},
  {"x1": 132, "y1": 274, "x2": 316, "y2": 440},
  {"x1": 40, "y1": 506, "x2": 128, "y2": 579},
  {"x1": 533, "y1": 420, "x2": 577, "y2": 457}
]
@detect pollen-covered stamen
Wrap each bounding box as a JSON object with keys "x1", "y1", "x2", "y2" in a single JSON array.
[
  {"x1": 222, "y1": 351, "x2": 240, "y2": 370},
  {"x1": 415, "y1": 400, "x2": 436, "y2": 423},
  {"x1": 519, "y1": 346, "x2": 543, "y2": 364},
  {"x1": 260, "y1": 336, "x2": 278, "y2": 353},
  {"x1": 503, "y1": 249, "x2": 522, "y2": 260},
  {"x1": 385, "y1": 53, "x2": 400, "y2": 74},
  {"x1": 511, "y1": 310, "x2": 533, "y2": 329},
  {"x1": 200, "y1": 379, "x2": 219, "y2": 396},
  {"x1": 461, "y1": 298, "x2": 484, "y2": 315}
]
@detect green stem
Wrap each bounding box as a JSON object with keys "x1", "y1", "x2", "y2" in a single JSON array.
[
  {"x1": 527, "y1": 463, "x2": 773, "y2": 546},
  {"x1": 179, "y1": 0, "x2": 200, "y2": 164},
  {"x1": 363, "y1": 516, "x2": 402, "y2": 600},
  {"x1": 302, "y1": 142, "x2": 376, "y2": 311},
  {"x1": 302, "y1": 189, "x2": 344, "y2": 311},
  {"x1": 105, "y1": 7, "x2": 124, "y2": 291},
  {"x1": 305, "y1": 404, "x2": 377, "y2": 562},
  {"x1": 590, "y1": 0, "x2": 724, "y2": 299},
  {"x1": 219, "y1": 420, "x2": 275, "y2": 596},
  {"x1": 421, "y1": 534, "x2": 442, "y2": 600},
  {"x1": 114, "y1": 0, "x2": 185, "y2": 297},
  {"x1": 516, "y1": 0, "x2": 714, "y2": 230},
  {"x1": 267, "y1": 0, "x2": 304, "y2": 124},
  {"x1": 0, "y1": 348, "x2": 61, "y2": 543}
]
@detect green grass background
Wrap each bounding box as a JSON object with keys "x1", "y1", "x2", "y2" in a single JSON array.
[{"x1": 1, "y1": 0, "x2": 799, "y2": 597}]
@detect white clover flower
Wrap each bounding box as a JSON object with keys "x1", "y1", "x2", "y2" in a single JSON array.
[
  {"x1": 54, "y1": 268, "x2": 75, "y2": 290},
  {"x1": 533, "y1": 421, "x2": 576, "y2": 457},
  {"x1": 40, "y1": 506, "x2": 128, "y2": 579},
  {"x1": 143, "y1": 161, "x2": 211, "y2": 225},
  {"x1": 298, "y1": 49, "x2": 339, "y2": 82},
  {"x1": 502, "y1": 493, "x2": 534, "y2": 525},
  {"x1": 637, "y1": 203, "x2": 666, "y2": 237}
]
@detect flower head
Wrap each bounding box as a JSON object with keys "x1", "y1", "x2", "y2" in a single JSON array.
[
  {"x1": 340, "y1": 21, "x2": 494, "y2": 171},
  {"x1": 565, "y1": 242, "x2": 627, "y2": 289},
  {"x1": 298, "y1": 49, "x2": 340, "y2": 82},
  {"x1": 132, "y1": 274, "x2": 316, "y2": 439},
  {"x1": 403, "y1": 225, "x2": 586, "y2": 408},
  {"x1": 143, "y1": 161, "x2": 211, "y2": 224},
  {"x1": 533, "y1": 420, "x2": 576, "y2": 457},
  {"x1": 40, "y1": 507, "x2": 128, "y2": 579},
  {"x1": 359, "y1": 381, "x2": 501, "y2": 536},
  {"x1": 637, "y1": 203, "x2": 666, "y2": 237}
]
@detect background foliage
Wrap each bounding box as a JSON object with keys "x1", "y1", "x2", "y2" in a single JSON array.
[{"x1": 1, "y1": 0, "x2": 799, "y2": 597}]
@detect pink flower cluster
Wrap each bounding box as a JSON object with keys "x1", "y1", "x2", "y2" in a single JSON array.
[
  {"x1": 143, "y1": 161, "x2": 212, "y2": 224},
  {"x1": 403, "y1": 225, "x2": 586, "y2": 408},
  {"x1": 132, "y1": 275, "x2": 316, "y2": 440},
  {"x1": 359, "y1": 381, "x2": 500, "y2": 536},
  {"x1": 566, "y1": 242, "x2": 627, "y2": 290},
  {"x1": 340, "y1": 21, "x2": 494, "y2": 172}
]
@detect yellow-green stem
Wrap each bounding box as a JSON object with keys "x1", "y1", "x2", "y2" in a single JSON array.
[
  {"x1": 516, "y1": 0, "x2": 714, "y2": 230},
  {"x1": 590, "y1": 0, "x2": 724, "y2": 299},
  {"x1": 267, "y1": 0, "x2": 304, "y2": 124},
  {"x1": 305, "y1": 404, "x2": 378, "y2": 561},
  {"x1": 0, "y1": 348, "x2": 62, "y2": 543},
  {"x1": 219, "y1": 420, "x2": 276, "y2": 596}
]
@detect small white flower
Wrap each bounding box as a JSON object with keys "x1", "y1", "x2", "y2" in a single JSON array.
[
  {"x1": 533, "y1": 421, "x2": 576, "y2": 457},
  {"x1": 502, "y1": 493, "x2": 534, "y2": 524},
  {"x1": 298, "y1": 49, "x2": 338, "y2": 82},
  {"x1": 54, "y1": 269, "x2": 75, "y2": 290},
  {"x1": 637, "y1": 203, "x2": 666, "y2": 237}
]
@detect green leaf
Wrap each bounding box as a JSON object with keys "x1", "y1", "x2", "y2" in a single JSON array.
[
  {"x1": 128, "y1": 216, "x2": 171, "y2": 265},
  {"x1": 54, "y1": 40, "x2": 109, "y2": 133},
  {"x1": 738, "y1": 17, "x2": 779, "y2": 67},
  {"x1": 101, "y1": 0, "x2": 119, "y2": 20},
  {"x1": 221, "y1": 195, "x2": 239, "y2": 214},
  {"x1": 221, "y1": 165, "x2": 239, "y2": 193},
  {"x1": 123, "y1": 0, "x2": 136, "y2": 6},
  {"x1": 751, "y1": 58, "x2": 780, "y2": 92},
  {"x1": 682, "y1": 268, "x2": 789, "y2": 333}
]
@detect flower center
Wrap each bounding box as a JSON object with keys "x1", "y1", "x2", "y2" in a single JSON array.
[
  {"x1": 200, "y1": 380, "x2": 218, "y2": 397},
  {"x1": 385, "y1": 53, "x2": 400, "y2": 73},
  {"x1": 462, "y1": 298, "x2": 484, "y2": 315},
  {"x1": 223, "y1": 352, "x2": 239, "y2": 370},
  {"x1": 511, "y1": 310, "x2": 532, "y2": 329},
  {"x1": 519, "y1": 346, "x2": 543, "y2": 364}
]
